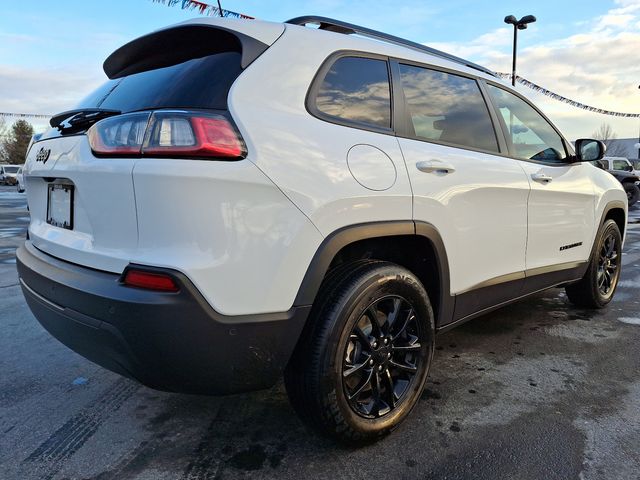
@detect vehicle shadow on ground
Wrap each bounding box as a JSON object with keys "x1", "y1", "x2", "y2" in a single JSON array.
[{"x1": 89, "y1": 287, "x2": 610, "y2": 479}]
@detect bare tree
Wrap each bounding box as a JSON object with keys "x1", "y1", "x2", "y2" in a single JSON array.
[
  {"x1": 592, "y1": 122, "x2": 627, "y2": 157},
  {"x1": 592, "y1": 123, "x2": 616, "y2": 142}
]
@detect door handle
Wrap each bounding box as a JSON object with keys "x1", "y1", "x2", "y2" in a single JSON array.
[
  {"x1": 416, "y1": 160, "x2": 456, "y2": 174},
  {"x1": 531, "y1": 173, "x2": 553, "y2": 183}
]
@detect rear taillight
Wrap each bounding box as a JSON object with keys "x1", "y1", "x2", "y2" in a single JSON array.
[
  {"x1": 88, "y1": 111, "x2": 245, "y2": 160},
  {"x1": 122, "y1": 269, "x2": 179, "y2": 292},
  {"x1": 87, "y1": 112, "x2": 150, "y2": 156}
]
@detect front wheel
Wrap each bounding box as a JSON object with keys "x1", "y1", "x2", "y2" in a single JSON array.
[
  {"x1": 285, "y1": 261, "x2": 435, "y2": 444},
  {"x1": 566, "y1": 219, "x2": 622, "y2": 308}
]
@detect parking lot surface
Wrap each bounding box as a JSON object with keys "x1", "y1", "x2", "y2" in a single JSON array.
[{"x1": 1, "y1": 184, "x2": 640, "y2": 480}]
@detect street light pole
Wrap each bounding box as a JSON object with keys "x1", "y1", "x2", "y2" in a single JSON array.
[
  {"x1": 509, "y1": 21, "x2": 518, "y2": 87},
  {"x1": 504, "y1": 15, "x2": 537, "y2": 87}
]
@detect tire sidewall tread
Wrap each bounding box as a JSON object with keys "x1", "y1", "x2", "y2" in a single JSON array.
[
  {"x1": 566, "y1": 219, "x2": 621, "y2": 308},
  {"x1": 285, "y1": 261, "x2": 435, "y2": 444}
]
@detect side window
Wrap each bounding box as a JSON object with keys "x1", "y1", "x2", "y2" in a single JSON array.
[
  {"x1": 486, "y1": 84, "x2": 567, "y2": 163},
  {"x1": 612, "y1": 159, "x2": 628, "y2": 171},
  {"x1": 314, "y1": 56, "x2": 391, "y2": 129},
  {"x1": 398, "y1": 64, "x2": 499, "y2": 153}
]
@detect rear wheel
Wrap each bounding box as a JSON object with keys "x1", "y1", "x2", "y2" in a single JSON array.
[
  {"x1": 624, "y1": 182, "x2": 639, "y2": 207},
  {"x1": 566, "y1": 219, "x2": 622, "y2": 308},
  {"x1": 285, "y1": 261, "x2": 434, "y2": 444}
]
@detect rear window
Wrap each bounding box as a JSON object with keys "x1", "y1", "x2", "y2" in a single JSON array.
[
  {"x1": 76, "y1": 51, "x2": 242, "y2": 112},
  {"x1": 312, "y1": 56, "x2": 391, "y2": 129},
  {"x1": 5, "y1": 166, "x2": 19, "y2": 173}
]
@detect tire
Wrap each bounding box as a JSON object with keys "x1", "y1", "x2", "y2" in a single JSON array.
[
  {"x1": 566, "y1": 219, "x2": 622, "y2": 308},
  {"x1": 285, "y1": 261, "x2": 435, "y2": 444},
  {"x1": 624, "y1": 183, "x2": 639, "y2": 208}
]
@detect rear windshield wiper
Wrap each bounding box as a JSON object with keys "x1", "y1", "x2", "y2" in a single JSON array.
[{"x1": 50, "y1": 108, "x2": 122, "y2": 133}]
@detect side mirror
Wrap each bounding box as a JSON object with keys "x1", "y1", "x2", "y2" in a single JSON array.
[{"x1": 574, "y1": 139, "x2": 605, "y2": 162}]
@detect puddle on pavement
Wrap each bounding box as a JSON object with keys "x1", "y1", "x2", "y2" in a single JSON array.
[
  {"x1": 0, "y1": 228, "x2": 25, "y2": 238},
  {"x1": 618, "y1": 317, "x2": 640, "y2": 325},
  {"x1": 618, "y1": 277, "x2": 640, "y2": 288}
]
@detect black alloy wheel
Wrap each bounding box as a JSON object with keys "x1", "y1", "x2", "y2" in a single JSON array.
[
  {"x1": 566, "y1": 219, "x2": 622, "y2": 308},
  {"x1": 284, "y1": 261, "x2": 435, "y2": 444},
  {"x1": 343, "y1": 296, "x2": 424, "y2": 418},
  {"x1": 596, "y1": 230, "x2": 620, "y2": 297}
]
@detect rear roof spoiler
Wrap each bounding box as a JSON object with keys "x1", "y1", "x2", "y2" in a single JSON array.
[{"x1": 103, "y1": 24, "x2": 271, "y2": 79}]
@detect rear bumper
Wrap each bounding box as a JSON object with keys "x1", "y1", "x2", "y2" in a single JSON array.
[{"x1": 16, "y1": 241, "x2": 309, "y2": 395}]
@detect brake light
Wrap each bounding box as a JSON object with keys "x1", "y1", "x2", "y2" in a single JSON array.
[
  {"x1": 88, "y1": 111, "x2": 245, "y2": 160},
  {"x1": 123, "y1": 269, "x2": 179, "y2": 292}
]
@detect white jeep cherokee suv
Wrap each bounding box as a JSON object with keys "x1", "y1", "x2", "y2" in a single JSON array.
[{"x1": 17, "y1": 16, "x2": 626, "y2": 443}]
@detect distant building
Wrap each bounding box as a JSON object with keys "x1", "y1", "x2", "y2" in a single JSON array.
[{"x1": 605, "y1": 138, "x2": 640, "y2": 159}]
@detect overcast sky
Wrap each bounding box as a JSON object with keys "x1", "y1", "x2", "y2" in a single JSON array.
[{"x1": 1, "y1": 0, "x2": 639, "y2": 142}]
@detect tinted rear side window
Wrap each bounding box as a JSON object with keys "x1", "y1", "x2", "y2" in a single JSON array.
[
  {"x1": 76, "y1": 52, "x2": 242, "y2": 112},
  {"x1": 313, "y1": 56, "x2": 391, "y2": 129},
  {"x1": 398, "y1": 64, "x2": 499, "y2": 153}
]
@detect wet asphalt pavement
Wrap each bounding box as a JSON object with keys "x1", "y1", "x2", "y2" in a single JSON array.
[{"x1": 1, "y1": 183, "x2": 640, "y2": 480}]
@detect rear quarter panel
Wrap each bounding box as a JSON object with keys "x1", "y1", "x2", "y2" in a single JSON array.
[
  {"x1": 131, "y1": 158, "x2": 323, "y2": 315},
  {"x1": 228, "y1": 25, "x2": 414, "y2": 236}
]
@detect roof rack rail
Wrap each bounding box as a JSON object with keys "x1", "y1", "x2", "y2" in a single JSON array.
[{"x1": 286, "y1": 16, "x2": 496, "y2": 77}]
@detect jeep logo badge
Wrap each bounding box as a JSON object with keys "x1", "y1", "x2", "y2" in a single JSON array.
[{"x1": 35, "y1": 147, "x2": 51, "y2": 164}]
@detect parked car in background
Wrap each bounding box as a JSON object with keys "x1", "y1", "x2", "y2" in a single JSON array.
[
  {"x1": 0, "y1": 165, "x2": 21, "y2": 185},
  {"x1": 610, "y1": 171, "x2": 640, "y2": 207},
  {"x1": 601, "y1": 156, "x2": 640, "y2": 176},
  {"x1": 593, "y1": 160, "x2": 640, "y2": 207},
  {"x1": 16, "y1": 167, "x2": 25, "y2": 193}
]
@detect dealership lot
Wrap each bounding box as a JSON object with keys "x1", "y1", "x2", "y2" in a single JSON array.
[{"x1": 1, "y1": 184, "x2": 639, "y2": 480}]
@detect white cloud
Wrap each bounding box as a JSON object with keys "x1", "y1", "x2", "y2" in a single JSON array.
[
  {"x1": 0, "y1": 32, "x2": 37, "y2": 44},
  {"x1": 0, "y1": 65, "x2": 105, "y2": 132},
  {"x1": 593, "y1": 2, "x2": 640, "y2": 32},
  {"x1": 430, "y1": 27, "x2": 513, "y2": 59},
  {"x1": 0, "y1": 19, "x2": 128, "y2": 133}
]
